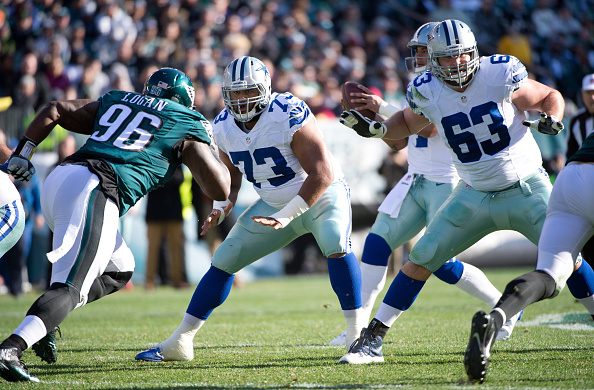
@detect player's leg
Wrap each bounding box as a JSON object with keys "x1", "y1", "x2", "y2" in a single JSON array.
[
  {"x1": 465, "y1": 166, "x2": 593, "y2": 383},
  {"x1": 341, "y1": 184, "x2": 494, "y2": 364},
  {"x1": 136, "y1": 199, "x2": 298, "y2": 362},
  {"x1": 421, "y1": 180, "x2": 503, "y2": 313},
  {"x1": 308, "y1": 179, "x2": 366, "y2": 348},
  {"x1": 0, "y1": 200, "x2": 25, "y2": 259},
  {"x1": 1, "y1": 166, "x2": 120, "y2": 382}
]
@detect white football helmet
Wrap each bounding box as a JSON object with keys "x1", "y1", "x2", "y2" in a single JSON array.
[
  {"x1": 222, "y1": 56, "x2": 272, "y2": 122},
  {"x1": 427, "y1": 19, "x2": 479, "y2": 88},
  {"x1": 405, "y1": 22, "x2": 439, "y2": 74}
]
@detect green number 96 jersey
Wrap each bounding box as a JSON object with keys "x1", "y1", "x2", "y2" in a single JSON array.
[{"x1": 70, "y1": 90, "x2": 212, "y2": 216}]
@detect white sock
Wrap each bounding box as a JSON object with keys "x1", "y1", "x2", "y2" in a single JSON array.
[
  {"x1": 158, "y1": 313, "x2": 205, "y2": 361},
  {"x1": 375, "y1": 302, "x2": 403, "y2": 328},
  {"x1": 577, "y1": 295, "x2": 594, "y2": 315},
  {"x1": 343, "y1": 308, "x2": 366, "y2": 349},
  {"x1": 14, "y1": 315, "x2": 47, "y2": 349},
  {"x1": 455, "y1": 262, "x2": 501, "y2": 308},
  {"x1": 360, "y1": 262, "x2": 388, "y2": 322}
]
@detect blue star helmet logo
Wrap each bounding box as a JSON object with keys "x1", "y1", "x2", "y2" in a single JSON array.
[{"x1": 256, "y1": 65, "x2": 269, "y2": 79}]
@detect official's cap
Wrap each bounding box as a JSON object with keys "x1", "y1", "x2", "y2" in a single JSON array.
[{"x1": 582, "y1": 74, "x2": 594, "y2": 91}]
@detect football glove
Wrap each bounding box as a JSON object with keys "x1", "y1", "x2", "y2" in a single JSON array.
[
  {"x1": 522, "y1": 112, "x2": 564, "y2": 136},
  {"x1": 339, "y1": 109, "x2": 387, "y2": 138},
  {"x1": 7, "y1": 137, "x2": 37, "y2": 182}
]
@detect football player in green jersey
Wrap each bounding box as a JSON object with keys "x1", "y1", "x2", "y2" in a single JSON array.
[{"x1": 0, "y1": 68, "x2": 230, "y2": 383}]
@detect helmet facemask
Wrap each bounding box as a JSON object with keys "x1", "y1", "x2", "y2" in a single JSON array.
[
  {"x1": 222, "y1": 57, "x2": 272, "y2": 122},
  {"x1": 405, "y1": 22, "x2": 439, "y2": 74},
  {"x1": 427, "y1": 20, "x2": 480, "y2": 88}
]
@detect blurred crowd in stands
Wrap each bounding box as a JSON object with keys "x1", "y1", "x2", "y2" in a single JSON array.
[
  {"x1": 0, "y1": 0, "x2": 593, "y2": 292},
  {"x1": 0, "y1": 0, "x2": 592, "y2": 143}
]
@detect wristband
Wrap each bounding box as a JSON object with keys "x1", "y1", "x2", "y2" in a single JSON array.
[
  {"x1": 213, "y1": 199, "x2": 231, "y2": 225},
  {"x1": 378, "y1": 101, "x2": 399, "y2": 118},
  {"x1": 269, "y1": 195, "x2": 310, "y2": 228},
  {"x1": 14, "y1": 137, "x2": 38, "y2": 160}
]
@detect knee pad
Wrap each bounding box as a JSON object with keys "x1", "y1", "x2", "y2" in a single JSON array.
[
  {"x1": 433, "y1": 259, "x2": 463, "y2": 285},
  {"x1": 410, "y1": 232, "x2": 441, "y2": 270},
  {"x1": 87, "y1": 271, "x2": 133, "y2": 304},
  {"x1": 27, "y1": 283, "x2": 79, "y2": 331},
  {"x1": 317, "y1": 219, "x2": 346, "y2": 257},
  {"x1": 212, "y1": 237, "x2": 243, "y2": 274},
  {"x1": 361, "y1": 233, "x2": 392, "y2": 267}
]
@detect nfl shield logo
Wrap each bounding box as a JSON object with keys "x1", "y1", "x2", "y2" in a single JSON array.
[
  {"x1": 246, "y1": 137, "x2": 251, "y2": 144},
  {"x1": 461, "y1": 96, "x2": 467, "y2": 103}
]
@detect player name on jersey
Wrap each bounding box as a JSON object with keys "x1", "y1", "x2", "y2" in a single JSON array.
[{"x1": 120, "y1": 93, "x2": 170, "y2": 112}]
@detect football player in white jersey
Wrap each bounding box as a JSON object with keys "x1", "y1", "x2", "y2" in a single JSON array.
[
  {"x1": 135, "y1": 56, "x2": 366, "y2": 362},
  {"x1": 338, "y1": 19, "x2": 594, "y2": 370},
  {"x1": 0, "y1": 140, "x2": 25, "y2": 259},
  {"x1": 328, "y1": 22, "x2": 520, "y2": 348}
]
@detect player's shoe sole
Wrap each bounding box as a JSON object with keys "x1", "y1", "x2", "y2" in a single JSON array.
[{"x1": 464, "y1": 311, "x2": 496, "y2": 384}]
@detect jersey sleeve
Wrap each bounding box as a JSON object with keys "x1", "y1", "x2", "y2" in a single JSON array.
[{"x1": 405, "y1": 73, "x2": 435, "y2": 118}]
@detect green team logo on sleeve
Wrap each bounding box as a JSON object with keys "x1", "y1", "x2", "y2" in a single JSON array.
[{"x1": 78, "y1": 90, "x2": 211, "y2": 215}]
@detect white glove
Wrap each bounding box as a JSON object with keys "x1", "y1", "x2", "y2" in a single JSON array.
[
  {"x1": 339, "y1": 110, "x2": 387, "y2": 138},
  {"x1": 522, "y1": 112, "x2": 564, "y2": 136}
]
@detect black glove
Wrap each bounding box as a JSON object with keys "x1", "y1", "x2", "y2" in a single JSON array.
[
  {"x1": 522, "y1": 112, "x2": 564, "y2": 136},
  {"x1": 339, "y1": 110, "x2": 387, "y2": 138},
  {"x1": 7, "y1": 137, "x2": 37, "y2": 181}
]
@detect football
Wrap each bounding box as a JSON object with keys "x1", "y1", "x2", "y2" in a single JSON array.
[{"x1": 341, "y1": 81, "x2": 379, "y2": 120}]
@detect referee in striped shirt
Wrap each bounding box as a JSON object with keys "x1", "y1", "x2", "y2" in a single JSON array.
[{"x1": 566, "y1": 73, "x2": 594, "y2": 267}]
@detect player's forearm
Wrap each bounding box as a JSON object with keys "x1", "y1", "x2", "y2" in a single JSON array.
[
  {"x1": 382, "y1": 110, "x2": 416, "y2": 140},
  {"x1": 297, "y1": 165, "x2": 333, "y2": 207}
]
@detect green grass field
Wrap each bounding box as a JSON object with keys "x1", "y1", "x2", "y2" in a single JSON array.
[{"x1": 1, "y1": 267, "x2": 593, "y2": 389}]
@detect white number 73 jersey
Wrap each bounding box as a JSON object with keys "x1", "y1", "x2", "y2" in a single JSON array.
[{"x1": 213, "y1": 92, "x2": 341, "y2": 208}]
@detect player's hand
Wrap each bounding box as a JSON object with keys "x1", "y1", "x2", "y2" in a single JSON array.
[
  {"x1": 201, "y1": 202, "x2": 234, "y2": 235},
  {"x1": 522, "y1": 112, "x2": 564, "y2": 136},
  {"x1": 6, "y1": 153, "x2": 36, "y2": 182},
  {"x1": 339, "y1": 109, "x2": 386, "y2": 138},
  {"x1": 251, "y1": 215, "x2": 283, "y2": 230},
  {"x1": 350, "y1": 85, "x2": 383, "y2": 113}
]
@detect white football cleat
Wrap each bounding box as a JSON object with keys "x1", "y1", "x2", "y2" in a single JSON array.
[
  {"x1": 496, "y1": 310, "x2": 523, "y2": 341},
  {"x1": 329, "y1": 330, "x2": 346, "y2": 346}
]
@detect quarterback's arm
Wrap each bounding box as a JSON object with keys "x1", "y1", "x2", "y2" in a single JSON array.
[
  {"x1": 347, "y1": 87, "x2": 409, "y2": 151},
  {"x1": 382, "y1": 106, "x2": 431, "y2": 140},
  {"x1": 511, "y1": 79, "x2": 565, "y2": 120},
  {"x1": 23, "y1": 99, "x2": 97, "y2": 143},
  {"x1": 182, "y1": 140, "x2": 230, "y2": 202}
]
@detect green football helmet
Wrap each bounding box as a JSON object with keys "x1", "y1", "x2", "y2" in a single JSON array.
[{"x1": 143, "y1": 68, "x2": 195, "y2": 108}]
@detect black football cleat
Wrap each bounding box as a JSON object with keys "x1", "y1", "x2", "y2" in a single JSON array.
[
  {"x1": 338, "y1": 328, "x2": 384, "y2": 364},
  {"x1": 32, "y1": 326, "x2": 61, "y2": 364},
  {"x1": 464, "y1": 311, "x2": 496, "y2": 384},
  {"x1": 0, "y1": 347, "x2": 40, "y2": 382}
]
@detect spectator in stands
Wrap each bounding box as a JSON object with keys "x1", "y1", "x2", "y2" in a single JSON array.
[{"x1": 145, "y1": 167, "x2": 188, "y2": 290}]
